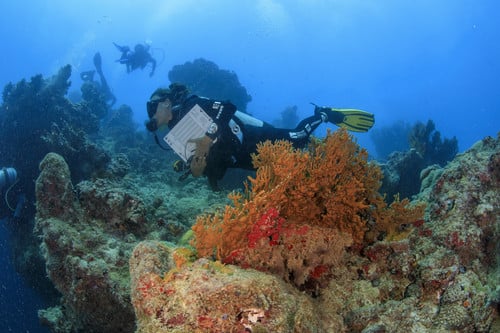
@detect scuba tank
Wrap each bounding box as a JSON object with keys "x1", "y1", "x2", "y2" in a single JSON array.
[
  {"x1": 0, "y1": 167, "x2": 17, "y2": 191},
  {"x1": 1, "y1": 167, "x2": 20, "y2": 217}
]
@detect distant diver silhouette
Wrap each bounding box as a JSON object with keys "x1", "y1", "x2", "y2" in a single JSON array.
[
  {"x1": 80, "y1": 52, "x2": 117, "y2": 107},
  {"x1": 114, "y1": 42, "x2": 157, "y2": 77},
  {"x1": 93, "y1": 52, "x2": 117, "y2": 106}
]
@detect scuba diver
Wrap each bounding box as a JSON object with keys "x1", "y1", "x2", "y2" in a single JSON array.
[
  {"x1": 0, "y1": 167, "x2": 24, "y2": 220},
  {"x1": 145, "y1": 83, "x2": 375, "y2": 191},
  {"x1": 114, "y1": 42, "x2": 157, "y2": 77},
  {"x1": 80, "y1": 52, "x2": 117, "y2": 107}
]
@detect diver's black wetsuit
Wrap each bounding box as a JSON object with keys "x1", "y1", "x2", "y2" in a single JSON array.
[{"x1": 170, "y1": 95, "x2": 324, "y2": 189}]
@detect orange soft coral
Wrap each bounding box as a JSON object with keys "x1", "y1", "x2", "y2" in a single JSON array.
[{"x1": 192, "y1": 129, "x2": 424, "y2": 289}]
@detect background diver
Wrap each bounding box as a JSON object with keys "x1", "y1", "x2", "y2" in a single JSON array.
[
  {"x1": 80, "y1": 52, "x2": 117, "y2": 107},
  {"x1": 145, "y1": 83, "x2": 375, "y2": 191},
  {"x1": 114, "y1": 42, "x2": 157, "y2": 77}
]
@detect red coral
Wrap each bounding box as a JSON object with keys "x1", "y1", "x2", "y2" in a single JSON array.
[
  {"x1": 419, "y1": 228, "x2": 433, "y2": 237},
  {"x1": 132, "y1": 273, "x2": 166, "y2": 317},
  {"x1": 248, "y1": 207, "x2": 285, "y2": 248},
  {"x1": 412, "y1": 219, "x2": 425, "y2": 227},
  {"x1": 198, "y1": 315, "x2": 216, "y2": 329},
  {"x1": 364, "y1": 243, "x2": 393, "y2": 263},
  {"x1": 222, "y1": 249, "x2": 245, "y2": 266},
  {"x1": 309, "y1": 265, "x2": 329, "y2": 280},
  {"x1": 136, "y1": 274, "x2": 161, "y2": 299},
  {"x1": 446, "y1": 231, "x2": 465, "y2": 249},
  {"x1": 166, "y1": 313, "x2": 187, "y2": 326}
]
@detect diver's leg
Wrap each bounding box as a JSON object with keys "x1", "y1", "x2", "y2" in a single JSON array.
[
  {"x1": 286, "y1": 115, "x2": 324, "y2": 148},
  {"x1": 247, "y1": 114, "x2": 323, "y2": 149}
]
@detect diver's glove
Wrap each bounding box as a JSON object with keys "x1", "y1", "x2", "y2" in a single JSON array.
[{"x1": 187, "y1": 135, "x2": 214, "y2": 177}]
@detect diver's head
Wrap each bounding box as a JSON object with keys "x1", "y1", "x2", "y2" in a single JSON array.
[
  {"x1": 135, "y1": 44, "x2": 145, "y2": 53},
  {"x1": 146, "y1": 98, "x2": 172, "y2": 132},
  {"x1": 145, "y1": 83, "x2": 189, "y2": 132}
]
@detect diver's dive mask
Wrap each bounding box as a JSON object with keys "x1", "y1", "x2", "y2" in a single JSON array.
[
  {"x1": 147, "y1": 100, "x2": 160, "y2": 119},
  {"x1": 145, "y1": 99, "x2": 168, "y2": 149},
  {"x1": 145, "y1": 97, "x2": 164, "y2": 132}
]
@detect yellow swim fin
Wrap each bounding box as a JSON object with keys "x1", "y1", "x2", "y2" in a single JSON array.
[
  {"x1": 330, "y1": 108, "x2": 375, "y2": 132},
  {"x1": 313, "y1": 103, "x2": 375, "y2": 133}
]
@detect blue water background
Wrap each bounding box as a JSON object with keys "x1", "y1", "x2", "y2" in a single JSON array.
[
  {"x1": 1, "y1": 218, "x2": 51, "y2": 332},
  {"x1": 0, "y1": 1, "x2": 499, "y2": 332}
]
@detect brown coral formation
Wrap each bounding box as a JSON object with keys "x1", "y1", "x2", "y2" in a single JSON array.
[
  {"x1": 192, "y1": 129, "x2": 424, "y2": 289},
  {"x1": 35, "y1": 153, "x2": 137, "y2": 332},
  {"x1": 36, "y1": 152, "x2": 80, "y2": 221}
]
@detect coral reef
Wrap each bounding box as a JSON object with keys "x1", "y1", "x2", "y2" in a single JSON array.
[
  {"x1": 409, "y1": 119, "x2": 458, "y2": 166},
  {"x1": 192, "y1": 130, "x2": 425, "y2": 291},
  {"x1": 0, "y1": 65, "x2": 111, "y2": 211},
  {"x1": 0, "y1": 66, "x2": 112, "y2": 305},
  {"x1": 35, "y1": 153, "x2": 136, "y2": 332},
  {"x1": 34, "y1": 152, "x2": 226, "y2": 332},
  {"x1": 420, "y1": 134, "x2": 499, "y2": 270},
  {"x1": 100, "y1": 104, "x2": 139, "y2": 153},
  {"x1": 378, "y1": 149, "x2": 426, "y2": 200},
  {"x1": 343, "y1": 133, "x2": 500, "y2": 332},
  {"x1": 168, "y1": 58, "x2": 252, "y2": 111},
  {"x1": 379, "y1": 119, "x2": 459, "y2": 201},
  {"x1": 370, "y1": 120, "x2": 412, "y2": 160},
  {"x1": 80, "y1": 80, "x2": 108, "y2": 119},
  {"x1": 125, "y1": 133, "x2": 497, "y2": 332},
  {"x1": 33, "y1": 132, "x2": 499, "y2": 332}
]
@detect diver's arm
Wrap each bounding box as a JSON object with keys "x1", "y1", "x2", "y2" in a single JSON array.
[{"x1": 197, "y1": 100, "x2": 238, "y2": 143}]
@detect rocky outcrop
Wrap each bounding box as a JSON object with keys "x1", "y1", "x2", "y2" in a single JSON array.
[
  {"x1": 34, "y1": 151, "x2": 225, "y2": 332},
  {"x1": 35, "y1": 153, "x2": 136, "y2": 332},
  {"x1": 129, "y1": 241, "x2": 320, "y2": 332}
]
